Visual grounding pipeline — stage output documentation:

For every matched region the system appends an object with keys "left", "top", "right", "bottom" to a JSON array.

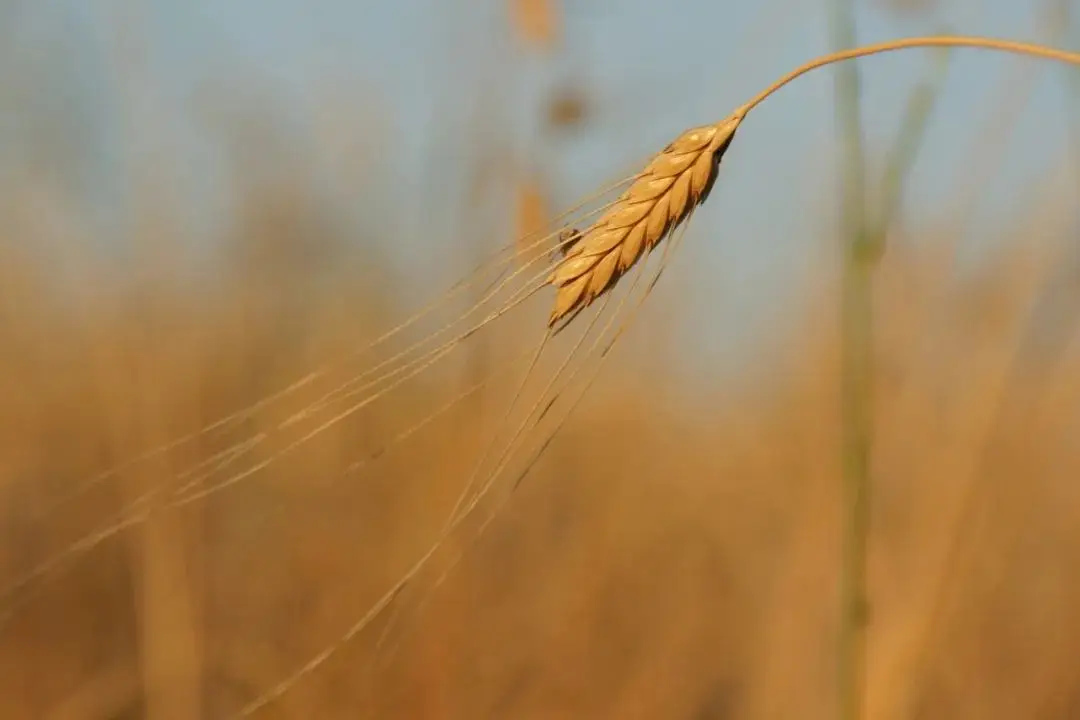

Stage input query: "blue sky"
[{"left": 2, "top": 0, "right": 1078, "bottom": 374}]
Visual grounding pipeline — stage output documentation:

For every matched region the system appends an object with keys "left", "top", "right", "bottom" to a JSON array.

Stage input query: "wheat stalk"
[{"left": 546, "top": 35, "right": 1080, "bottom": 332}]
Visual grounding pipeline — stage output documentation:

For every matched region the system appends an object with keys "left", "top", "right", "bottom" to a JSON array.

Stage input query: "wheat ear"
[{"left": 547, "top": 114, "right": 742, "bottom": 325}]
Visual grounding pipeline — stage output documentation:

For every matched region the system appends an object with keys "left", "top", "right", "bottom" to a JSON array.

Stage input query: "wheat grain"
[{"left": 547, "top": 113, "right": 742, "bottom": 326}]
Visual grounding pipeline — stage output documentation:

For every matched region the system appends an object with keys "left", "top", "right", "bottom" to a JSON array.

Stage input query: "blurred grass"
[{"left": 2, "top": 150, "right": 1080, "bottom": 718}]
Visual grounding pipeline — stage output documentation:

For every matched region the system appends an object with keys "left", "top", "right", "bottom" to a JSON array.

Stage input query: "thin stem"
[
  {"left": 830, "top": 0, "right": 866, "bottom": 240},
  {"left": 733, "top": 35, "right": 1080, "bottom": 120},
  {"left": 838, "top": 252, "right": 873, "bottom": 720},
  {"left": 828, "top": 4, "right": 870, "bottom": 720}
]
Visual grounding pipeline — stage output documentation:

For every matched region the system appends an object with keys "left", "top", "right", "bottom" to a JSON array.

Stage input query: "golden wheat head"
[{"left": 546, "top": 113, "right": 742, "bottom": 326}]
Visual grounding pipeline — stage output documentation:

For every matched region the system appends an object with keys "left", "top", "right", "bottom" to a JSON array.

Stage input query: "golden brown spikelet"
[{"left": 547, "top": 114, "right": 742, "bottom": 327}]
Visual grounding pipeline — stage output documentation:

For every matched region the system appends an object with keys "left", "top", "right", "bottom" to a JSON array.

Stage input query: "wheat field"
[{"left": 4, "top": 1, "right": 1080, "bottom": 719}]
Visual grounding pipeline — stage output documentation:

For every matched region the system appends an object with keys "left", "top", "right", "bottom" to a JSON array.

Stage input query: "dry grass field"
[{"left": 2, "top": 181, "right": 1080, "bottom": 718}]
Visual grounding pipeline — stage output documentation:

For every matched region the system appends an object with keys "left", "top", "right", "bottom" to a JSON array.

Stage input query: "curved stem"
[{"left": 732, "top": 35, "right": 1080, "bottom": 119}]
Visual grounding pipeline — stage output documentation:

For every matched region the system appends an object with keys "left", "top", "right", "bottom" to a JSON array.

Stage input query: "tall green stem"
[
  {"left": 838, "top": 255, "right": 873, "bottom": 720},
  {"left": 828, "top": 3, "right": 873, "bottom": 720}
]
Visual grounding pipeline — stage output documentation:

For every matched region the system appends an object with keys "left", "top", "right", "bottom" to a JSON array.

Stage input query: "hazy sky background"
[{"left": 2, "top": 0, "right": 1078, "bottom": 377}]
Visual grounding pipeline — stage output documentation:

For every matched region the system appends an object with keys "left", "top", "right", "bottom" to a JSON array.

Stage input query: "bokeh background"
[{"left": 3, "top": 0, "right": 1080, "bottom": 717}]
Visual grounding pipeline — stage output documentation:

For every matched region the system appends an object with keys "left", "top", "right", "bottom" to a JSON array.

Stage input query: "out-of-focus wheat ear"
[{"left": 546, "top": 113, "right": 742, "bottom": 326}]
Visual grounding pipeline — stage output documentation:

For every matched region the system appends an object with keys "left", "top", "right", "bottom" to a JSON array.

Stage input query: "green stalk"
[
  {"left": 828, "top": 3, "right": 871, "bottom": 720},
  {"left": 830, "top": 22, "right": 951, "bottom": 720}
]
